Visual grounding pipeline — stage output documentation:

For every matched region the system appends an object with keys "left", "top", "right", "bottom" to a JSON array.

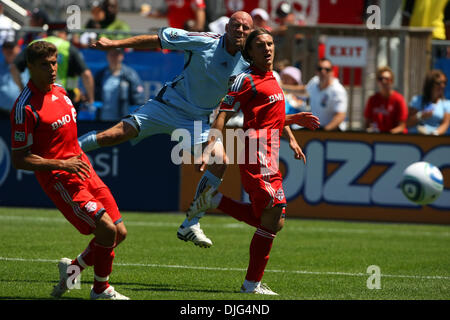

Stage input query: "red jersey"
[
  {"left": 166, "top": 0, "right": 206, "bottom": 29},
  {"left": 10, "top": 81, "right": 90, "bottom": 187},
  {"left": 220, "top": 66, "right": 286, "bottom": 209},
  {"left": 220, "top": 65, "right": 285, "bottom": 173},
  {"left": 364, "top": 90, "right": 408, "bottom": 133}
]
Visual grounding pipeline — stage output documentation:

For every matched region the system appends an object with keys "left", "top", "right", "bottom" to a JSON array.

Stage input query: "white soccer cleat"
[
  {"left": 51, "top": 257, "right": 79, "bottom": 298},
  {"left": 240, "top": 282, "right": 278, "bottom": 295},
  {"left": 90, "top": 285, "right": 130, "bottom": 300},
  {"left": 186, "top": 186, "right": 216, "bottom": 221},
  {"left": 177, "top": 223, "right": 213, "bottom": 248}
]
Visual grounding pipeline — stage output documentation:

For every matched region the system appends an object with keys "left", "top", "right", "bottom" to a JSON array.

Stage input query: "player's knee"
[
  {"left": 95, "top": 214, "right": 117, "bottom": 246},
  {"left": 261, "top": 206, "right": 285, "bottom": 234}
]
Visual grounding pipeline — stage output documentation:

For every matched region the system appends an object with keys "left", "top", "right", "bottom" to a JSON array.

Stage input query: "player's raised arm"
[
  {"left": 91, "top": 34, "right": 162, "bottom": 50},
  {"left": 285, "top": 112, "right": 320, "bottom": 130}
]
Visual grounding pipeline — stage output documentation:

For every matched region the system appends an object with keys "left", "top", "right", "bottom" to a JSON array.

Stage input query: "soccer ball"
[{"left": 401, "top": 161, "right": 444, "bottom": 205}]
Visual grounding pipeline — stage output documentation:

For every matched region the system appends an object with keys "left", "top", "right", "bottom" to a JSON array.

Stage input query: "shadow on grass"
[{"left": 113, "top": 281, "right": 237, "bottom": 294}]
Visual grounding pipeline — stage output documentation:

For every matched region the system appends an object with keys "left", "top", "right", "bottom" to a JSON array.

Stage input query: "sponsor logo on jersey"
[
  {"left": 169, "top": 30, "right": 178, "bottom": 39},
  {"left": 275, "top": 188, "right": 285, "bottom": 201},
  {"left": 269, "top": 93, "right": 284, "bottom": 103},
  {"left": 14, "top": 131, "right": 25, "bottom": 142},
  {"left": 85, "top": 201, "right": 97, "bottom": 213},
  {"left": 223, "top": 95, "right": 234, "bottom": 105}
]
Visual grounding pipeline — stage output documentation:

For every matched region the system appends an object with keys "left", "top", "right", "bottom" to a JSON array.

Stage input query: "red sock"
[
  {"left": 71, "top": 238, "right": 96, "bottom": 271},
  {"left": 93, "top": 242, "right": 115, "bottom": 294},
  {"left": 218, "top": 195, "right": 260, "bottom": 227},
  {"left": 245, "top": 226, "right": 276, "bottom": 282}
]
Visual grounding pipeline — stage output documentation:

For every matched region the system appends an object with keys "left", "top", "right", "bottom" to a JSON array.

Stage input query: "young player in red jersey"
[
  {"left": 187, "top": 28, "right": 319, "bottom": 295},
  {"left": 10, "top": 41, "right": 129, "bottom": 300}
]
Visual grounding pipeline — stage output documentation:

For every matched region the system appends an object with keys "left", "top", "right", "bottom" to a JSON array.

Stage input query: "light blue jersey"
[
  {"left": 156, "top": 27, "right": 250, "bottom": 119},
  {"left": 121, "top": 28, "right": 250, "bottom": 148}
]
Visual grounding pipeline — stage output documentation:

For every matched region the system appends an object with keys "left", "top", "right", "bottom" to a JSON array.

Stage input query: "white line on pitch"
[
  {"left": 0, "top": 256, "right": 449, "bottom": 281},
  {"left": 1, "top": 215, "right": 449, "bottom": 238}
]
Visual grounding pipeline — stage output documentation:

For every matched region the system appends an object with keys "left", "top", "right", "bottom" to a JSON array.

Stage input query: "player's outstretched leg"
[{"left": 177, "top": 170, "right": 222, "bottom": 248}]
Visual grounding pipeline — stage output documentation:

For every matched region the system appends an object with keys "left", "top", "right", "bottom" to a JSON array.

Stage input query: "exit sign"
[{"left": 325, "top": 36, "right": 368, "bottom": 67}]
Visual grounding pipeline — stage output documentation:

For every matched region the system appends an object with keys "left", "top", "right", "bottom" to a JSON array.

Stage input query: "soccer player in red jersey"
[
  {"left": 187, "top": 28, "right": 319, "bottom": 295},
  {"left": 10, "top": 41, "right": 129, "bottom": 300}
]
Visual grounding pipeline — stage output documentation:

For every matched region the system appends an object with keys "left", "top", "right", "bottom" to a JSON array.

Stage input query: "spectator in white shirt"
[
  {"left": 306, "top": 58, "right": 348, "bottom": 131},
  {"left": 0, "top": 3, "right": 15, "bottom": 46}
]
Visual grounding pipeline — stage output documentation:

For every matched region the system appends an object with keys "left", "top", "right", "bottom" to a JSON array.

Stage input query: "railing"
[{"left": 280, "top": 24, "right": 433, "bottom": 130}]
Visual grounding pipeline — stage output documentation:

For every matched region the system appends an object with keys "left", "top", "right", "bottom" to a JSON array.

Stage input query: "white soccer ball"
[{"left": 401, "top": 161, "right": 444, "bottom": 205}]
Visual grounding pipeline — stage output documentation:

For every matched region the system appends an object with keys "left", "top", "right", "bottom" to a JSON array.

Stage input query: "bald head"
[
  {"left": 229, "top": 11, "right": 253, "bottom": 26},
  {"left": 225, "top": 11, "right": 254, "bottom": 55}
]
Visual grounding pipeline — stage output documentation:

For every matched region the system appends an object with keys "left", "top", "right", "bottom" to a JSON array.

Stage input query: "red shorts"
[
  {"left": 240, "top": 164, "right": 287, "bottom": 218},
  {"left": 43, "top": 172, "right": 122, "bottom": 235}
]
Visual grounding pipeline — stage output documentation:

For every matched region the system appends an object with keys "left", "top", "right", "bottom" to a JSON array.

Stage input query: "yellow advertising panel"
[{"left": 180, "top": 131, "right": 450, "bottom": 224}]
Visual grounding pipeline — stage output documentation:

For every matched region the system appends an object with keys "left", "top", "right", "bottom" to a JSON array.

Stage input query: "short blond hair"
[{"left": 376, "top": 66, "right": 394, "bottom": 82}]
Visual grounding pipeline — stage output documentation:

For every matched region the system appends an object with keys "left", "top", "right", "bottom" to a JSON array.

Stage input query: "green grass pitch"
[{"left": 0, "top": 206, "right": 449, "bottom": 300}]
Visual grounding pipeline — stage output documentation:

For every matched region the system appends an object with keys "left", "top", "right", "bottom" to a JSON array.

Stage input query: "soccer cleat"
[
  {"left": 186, "top": 186, "right": 216, "bottom": 221},
  {"left": 90, "top": 285, "right": 130, "bottom": 300},
  {"left": 177, "top": 223, "right": 213, "bottom": 248},
  {"left": 51, "top": 257, "right": 80, "bottom": 298},
  {"left": 240, "top": 282, "right": 279, "bottom": 295}
]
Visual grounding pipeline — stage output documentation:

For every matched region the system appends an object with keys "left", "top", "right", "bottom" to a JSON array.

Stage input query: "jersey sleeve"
[
  {"left": 10, "top": 103, "right": 38, "bottom": 150},
  {"left": 219, "top": 73, "right": 255, "bottom": 113},
  {"left": 158, "top": 27, "right": 219, "bottom": 51}
]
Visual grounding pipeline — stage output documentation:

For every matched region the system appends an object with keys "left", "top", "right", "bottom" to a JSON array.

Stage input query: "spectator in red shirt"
[
  {"left": 148, "top": 0, "right": 207, "bottom": 31},
  {"left": 364, "top": 66, "right": 408, "bottom": 134}
]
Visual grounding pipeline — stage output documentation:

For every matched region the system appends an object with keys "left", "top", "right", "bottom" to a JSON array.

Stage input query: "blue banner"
[{"left": 0, "top": 120, "right": 180, "bottom": 212}]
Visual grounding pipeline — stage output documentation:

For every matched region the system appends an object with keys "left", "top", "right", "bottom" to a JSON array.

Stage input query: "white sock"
[
  {"left": 243, "top": 280, "right": 260, "bottom": 291},
  {"left": 182, "top": 170, "right": 222, "bottom": 228}
]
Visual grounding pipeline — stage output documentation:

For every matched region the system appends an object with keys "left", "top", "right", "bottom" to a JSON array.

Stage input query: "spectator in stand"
[
  {"left": 94, "top": 48, "right": 146, "bottom": 121},
  {"left": 280, "top": 66, "right": 306, "bottom": 116},
  {"left": 250, "top": 8, "right": 272, "bottom": 32},
  {"left": 144, "top": 0, "right": 207, "bottom": 32},
  {"left": 99, "top": 0, "right": 130, "bottom": 40},
  {"left": 364, "top": 66, "right": 408, "bottom": 134},
  {"left": 22, "top": 8, "right": 50, "bottom": 46},
  {"left": 0, "top": 41, "right": 28, "bottom": 119},
  {"left": 77, "top": 1, "right": 105, "bottom": 48},
  {"left": 0, "top": 3, "right": 15, "bottom": 46},
  {"left": 306, "top": 58, "right": 347, "bottom": 131},
  {"left": 407, "top": 69, "right": 450, "bottom": 135},
  {"left": 12, "top": 23, "right": 95, "bottom": 112}
]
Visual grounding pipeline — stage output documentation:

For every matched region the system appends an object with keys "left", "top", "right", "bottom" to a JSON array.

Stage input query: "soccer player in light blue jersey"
[{"left": 78, "top": 11, "right": 254, "bottom": 248}]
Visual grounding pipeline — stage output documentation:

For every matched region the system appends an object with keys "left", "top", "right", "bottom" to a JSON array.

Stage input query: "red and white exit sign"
[{"left": 325, "top": 37, "right": 368, "bottom": 67}]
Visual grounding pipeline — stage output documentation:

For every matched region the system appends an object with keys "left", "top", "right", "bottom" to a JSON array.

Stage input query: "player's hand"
[
  {"left": 289, "top": 138, "right": 306, "bottom": 164},
  {"left": 287, "top": 112, "right": 320, "bottom": 130},
  {"left": 63, "top": 154, "right": 91, "bottom": 180},
  {"left": 90, "top": 37, "right": 116, "bottom": 50}
]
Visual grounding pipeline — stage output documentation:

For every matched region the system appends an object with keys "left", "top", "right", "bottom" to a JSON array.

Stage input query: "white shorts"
[{"left": 122, "top": 99, "right": 210, "bottom": 150}]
